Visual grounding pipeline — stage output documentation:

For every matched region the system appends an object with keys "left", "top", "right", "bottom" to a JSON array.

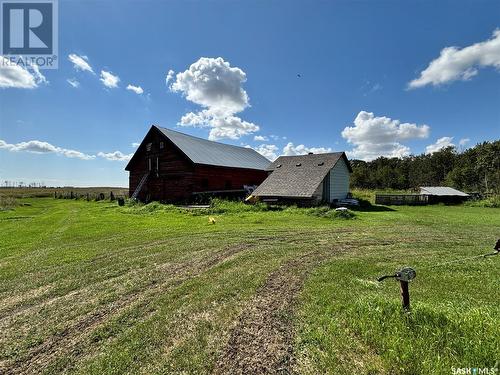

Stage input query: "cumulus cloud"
[
  {"left": 252, "top": 144, "right": 279, "bottom": 161},
  {"left": 100, "top": 70, "right": 120, "bottom": 88},
  {"left": 165, "top": 69, "right": 175, "bottom": 85},
  {"left": 283, "top": 142, "right": 333, "bottom": 156},
  {"left": 132, "top": 142, "right": 140, "bottom": 148},
  {"left": 0, "top": 57, "right": 47, "bottom": 89},
  {"left": 0, "top": 139, "right": 94, "bottom": 160},
  {"left": 126, "top": 84, "right": 144, "bottom": 94},
  {"left": 409, "top": 29, "right": 500, "bottom": 88},
  {"left": 425, "top": 137, "right": 455, "bottom": 154},
  {"left": 97, "top": 151, "right": 133, "bottom": 161},
  {"left": 67, "top": 78, "right": 80, "bottom": 88},
  {"left": 254, "top": 135, "right": 268, "bottom": 141},
  {"left": 169, "top": 57, "right": 259, "bottom": 140},
  {"left": 459, "top": 138, "right": 470, "bottom": 147},
  {"left": 68, "top": 54, "right": 94, "bottom": 74},
  {"left": 342, "top": 111, "right": 430, "bottom": 161}
]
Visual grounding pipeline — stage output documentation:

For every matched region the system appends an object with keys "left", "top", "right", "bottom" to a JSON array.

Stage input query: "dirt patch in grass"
[{"left": 213, "top": 246, "right": 347, "bottom": 375}]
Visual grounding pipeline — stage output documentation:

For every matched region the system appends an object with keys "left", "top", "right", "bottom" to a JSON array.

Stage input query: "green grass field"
[{"left": 0, "top": 198, "right": 498, "bottom": 374}]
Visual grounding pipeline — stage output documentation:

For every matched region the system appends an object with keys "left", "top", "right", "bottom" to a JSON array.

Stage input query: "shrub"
[
  {"left": 464, "top": 195, "right": 500, "bottom": 208},
  {"left": 208, "top": 198, "right": 270, "bottom": 214},
  {"left": 0, "top": 196, "right": 18, "bottom": 211},
  {"left": 136, "top": 201, "right": 165, "bottom": 213}
]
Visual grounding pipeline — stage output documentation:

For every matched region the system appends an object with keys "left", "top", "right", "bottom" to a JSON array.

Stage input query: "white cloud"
[
  {"left": 342, "top": 111, "right": 430, "bottom": 161},
  {"left": 270, "top": 135, "right": 284, "bottom": 141},
  {"left": 126, "top": 84, "right": 144, "bottom": 94},
  {"left": 283, "top": 142, "right": 333, "bottom": 156},
  {"left": 206, "top": 114, "right": 258, "bottom": 140},
  {"left": 425, "top": 137, "right": 455, "bottom": 154},
  {"left": 0, "top": 139, "right": 94, "bottom": 160},
  {"left": 254, "top": 135, "right": 268, "bottom": 141},
  {"left": 165, "top": 69, "right": 175, "bottom": 85},
  {"left": 100, "top": 70, "right": 120, "bottom": 88},
  {"left": 132, "top": 142, "right": 140, "bottom": 148},
  {"left": 409, "top": 29, "right": 500, "bottom": 88},
  {"left": 170, "top": 57, "right": 259, "bottom": 140},
  {"left": 0, "top": 57, "right": 47, "bottom": 89},
  {"left": 252, "top": 144, "right": 279, "bottom": 161},
  {"left": 97, "top": 151, "right": 133, "bottom": 161},
  {"left": 68, "top": 54, "right": 94, "bottom": 74},
  {"left": 67, "top": 78, "right": 80, "bottom": 88},
  {"left": 459, "top": 138, "right": 470, "bottom": 147}
]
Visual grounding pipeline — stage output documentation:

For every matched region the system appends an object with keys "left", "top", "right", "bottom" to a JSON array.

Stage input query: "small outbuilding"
[
  {"left": 250, "top": 152, "right": 352, "bottom": 206},
  {"left": 419, "top": 186, "right": 470, "bottom": 204}
]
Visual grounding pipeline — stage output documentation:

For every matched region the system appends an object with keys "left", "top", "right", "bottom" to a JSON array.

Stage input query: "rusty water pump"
[{"left": 378, "top": 267, "right": 416, "bottom": 311}]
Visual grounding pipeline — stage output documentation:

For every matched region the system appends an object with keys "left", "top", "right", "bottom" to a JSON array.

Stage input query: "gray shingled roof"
[
  {"left": 156, "top": 126, "right": 271, "bottom": 170},
  {"left": 252, "top": 153, "right": 348, "bottom": 198},
  {"left": 420, "top": 187, "right": 469, "bottom": 197}
]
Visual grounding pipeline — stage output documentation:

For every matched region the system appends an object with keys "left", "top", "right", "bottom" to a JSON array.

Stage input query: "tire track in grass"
[
  {"left": 212, "top": 245, "right": 351, "bottom": 375},
  {"left": 2, "top": 243, "right": 252, "bottom": 375},
  {"left": 0, "top": 229, "right": 355, "bottom": 323}
]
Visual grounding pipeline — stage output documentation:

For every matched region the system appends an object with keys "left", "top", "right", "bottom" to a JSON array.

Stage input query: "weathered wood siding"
[
  {"left": 375, "top": 194, "right": 428, "bottom": 205},
  {"left": 328, "top": 158, "right": 350, "bottom": 201}
]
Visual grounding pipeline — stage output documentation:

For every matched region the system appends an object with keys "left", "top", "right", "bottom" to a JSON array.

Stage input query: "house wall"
[
  {"left": 328, "top": 157, "right": 350, "bottom": 201},
  {"left": 312, "top": 181, "right": 324, "bottom": 204},
  {"left": 127, "top": 128, "right": 268, "bottom": 202}
]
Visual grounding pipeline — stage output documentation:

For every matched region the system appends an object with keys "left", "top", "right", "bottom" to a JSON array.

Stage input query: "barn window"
[
  {"left": 159, "top": 142, "right": 164, "bottom": 149},
  {"left": 146, "top": 143, "right": 152, "bottom": 152},
  {"left": 156, "top": 157, "right": 159, "bottom": 170},
  {"left": 148, "top": 158, "right": 152, "bottom": 171}
]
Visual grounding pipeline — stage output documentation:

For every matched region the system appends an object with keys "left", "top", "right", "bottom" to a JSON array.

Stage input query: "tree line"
[{"left": 350, "top": 140, "right": 500, "bottom": 193}]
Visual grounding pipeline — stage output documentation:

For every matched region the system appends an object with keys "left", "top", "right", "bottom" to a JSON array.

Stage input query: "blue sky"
[{"left": 1, "top": 0, "right": 499, "bottom": 187}]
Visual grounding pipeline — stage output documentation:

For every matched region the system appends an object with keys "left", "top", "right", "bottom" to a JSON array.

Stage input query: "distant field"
[
  {"left": 0, "top": 187, "right": 128, "bottom": 199},
  {"left": 0, "top": 198, "right": 498, "bottom": 374}
]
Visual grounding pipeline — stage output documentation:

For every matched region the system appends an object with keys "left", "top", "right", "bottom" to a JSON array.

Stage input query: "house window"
[
  {"left": 159, "top": 142, "right": 164, "bottom": 149},
  {"left": 146, "top": 143, "right": 152, "bottom": 152}
]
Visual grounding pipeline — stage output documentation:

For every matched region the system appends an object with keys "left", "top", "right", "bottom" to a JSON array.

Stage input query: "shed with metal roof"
[
  {"left": 419, "top": 187, "right": 469, "bottom": 197},
  {"left": 419, "top": 186, "right": 470, "bottom": 204}
]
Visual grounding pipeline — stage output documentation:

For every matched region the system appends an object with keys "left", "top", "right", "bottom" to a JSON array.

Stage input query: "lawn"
[{"left": 0, "top": 198, "right": 498, "bottom": 374}]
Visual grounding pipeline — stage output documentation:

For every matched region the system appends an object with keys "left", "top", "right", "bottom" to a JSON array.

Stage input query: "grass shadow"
[{"left": 349, "top": 198, "right": 396, "bottom": 212}]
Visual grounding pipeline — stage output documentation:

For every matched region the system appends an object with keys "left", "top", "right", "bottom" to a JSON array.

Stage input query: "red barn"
[{"left": 125, "top": 125, "right": 271, "bottom": 202}]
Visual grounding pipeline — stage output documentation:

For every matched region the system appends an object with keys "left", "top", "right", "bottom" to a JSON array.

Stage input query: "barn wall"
[
  {"left": 127, "top": 128, "right": 194, "bottom": 201},
  {"left": 192, "top": 165, "right": 267, "bottom": 192},
  {"left": 329, "top": 157, "right": 350, "bottom": 201}
]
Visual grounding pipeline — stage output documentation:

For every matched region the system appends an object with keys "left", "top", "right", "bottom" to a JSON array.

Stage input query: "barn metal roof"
[
  {"left": 252, "top": 153, "right": 350, "bottom": 198},
  {"left": 156, "top": 126, "right": 271, "bottom": 170},
  {"left": 420, "top": 187, "right": 469, "bottom": 196}
]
